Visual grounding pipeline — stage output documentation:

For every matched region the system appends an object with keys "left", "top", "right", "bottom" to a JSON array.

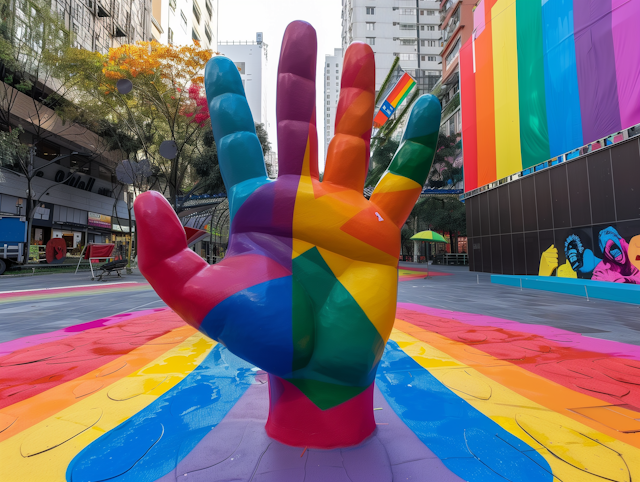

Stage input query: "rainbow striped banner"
[
  {"left": 460, "top": 0, "right": 640, "bottom": 192},
  {"left": 373, "top": 72, "right": 416, "bottom": 128}
]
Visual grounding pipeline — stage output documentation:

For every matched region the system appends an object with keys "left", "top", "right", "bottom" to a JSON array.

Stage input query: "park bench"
[{"left": 93, "top": 259, "right": 129, "bottom": 281}]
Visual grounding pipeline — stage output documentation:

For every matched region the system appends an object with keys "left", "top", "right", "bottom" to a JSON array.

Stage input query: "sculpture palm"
[{"left": 134, "top": 21, "right": 441, "bottom": 448}]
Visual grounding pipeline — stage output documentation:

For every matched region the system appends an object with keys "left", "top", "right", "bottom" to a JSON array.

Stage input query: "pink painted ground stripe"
[
  {"left": 0, "top": 308, "right": 170, "bottom": 356},
  {"left": 398, "top": 302, "right": 640, "bottom": 360}
]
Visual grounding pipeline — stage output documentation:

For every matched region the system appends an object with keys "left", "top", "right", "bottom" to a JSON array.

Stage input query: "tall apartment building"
[
  {"left": 48, "top": 0, "right": 152, "bottom": 54},
  {"left": 217, "top": 34, "right": 268, "bottom": 126},
  {"left": 150, "top": 0, "right": 218, "bottom": 50},
  {"left": 341, "top": 0, "right": 442, "bottom": 95},
  {"left": 323, "top": 48, "right": 343, "bottom": 162},
  {"left": 437, "top": 0, "right": 475, "bottom": 137}
]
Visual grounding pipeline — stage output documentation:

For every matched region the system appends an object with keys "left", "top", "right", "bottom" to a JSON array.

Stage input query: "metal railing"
[
  {"left": 460, "top": 122, "right": 640, "bottom": 201},
  {"left": 2, "top": 243, "right": 24, "bottom": 263}
]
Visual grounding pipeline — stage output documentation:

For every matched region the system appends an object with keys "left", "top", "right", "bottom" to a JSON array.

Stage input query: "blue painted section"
[
  {"left": 0, "top": 216, "right": 27, "bottom": 244},
  {"left": 376, "top": 340, "right": 553, "bottom": 482},
  {"left": 204, "top": 56, "right": 268, "bottom": 219},
  {"left": 491, "top": 275, "right": 640, "bottom": 305},
  {"left": 66, "top": 344, "right": 255, "bottom": 482},
  {"left": 201, "top": 276, "right": 294, "bottom": 377},
  {"left": 542, "top": 0, "right": 583, "bottom": 157},
  {"left": 380, "top": 100, "right": 395, "bottom": 118}
]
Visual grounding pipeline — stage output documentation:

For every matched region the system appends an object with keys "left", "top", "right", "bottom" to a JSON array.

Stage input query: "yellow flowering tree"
[{"left": 53, "top": 41, "right": 215, "bottom": 207}]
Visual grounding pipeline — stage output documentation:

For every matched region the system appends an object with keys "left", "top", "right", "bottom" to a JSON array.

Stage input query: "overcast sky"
[{"left": 218, "top": 0, "right": 343, "bottom": 171}]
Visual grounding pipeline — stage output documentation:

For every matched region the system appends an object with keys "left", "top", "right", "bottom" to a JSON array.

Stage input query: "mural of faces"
[{"left": 564, "top": 227, "right": 640, "bottom": 284}]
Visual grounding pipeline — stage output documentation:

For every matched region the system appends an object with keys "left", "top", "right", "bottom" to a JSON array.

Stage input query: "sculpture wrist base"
[{"left": 265, "top": 375, "right": 376, "bottom": 449}]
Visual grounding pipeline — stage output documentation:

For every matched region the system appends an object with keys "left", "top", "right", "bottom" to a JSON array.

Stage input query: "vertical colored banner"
[
  {"left": 516, "top": 0, "right": 550, "bottom": 168},
  {"left": 541, "top": 0, "right": 583, "bottom": 158},
  {"left": 460, "top": 39, "right": 478, "bottom": 191},
  {"left": 611, "top": 0, "right": 640, "bottom": 129},
  {"left": 573, "top": 0, "right": 621, "bottom": 144},
  {"left": 474, "top": 0, "right": 497, "bottom": 187},
  {"left": 491, "top": 0, "right": 522, "bottom": 179}
]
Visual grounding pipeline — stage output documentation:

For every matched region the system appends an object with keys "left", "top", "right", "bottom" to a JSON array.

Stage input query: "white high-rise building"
[
  {"left": 324, "top": 48, "right": 344, "bottom": 163},
  {"left": 151, "top": 0, "right": 218, "bottom": 50},
  {"left": 217, "top": 34, "right": 269, "bottom": 126},
  {"left": 341, "top": 0, "right": 442, "bottom": 95}
]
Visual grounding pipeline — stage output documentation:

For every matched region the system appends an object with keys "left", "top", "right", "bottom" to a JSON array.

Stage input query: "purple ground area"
[{"left": 156, "top": 373, "right": 462, "bottom": 482}]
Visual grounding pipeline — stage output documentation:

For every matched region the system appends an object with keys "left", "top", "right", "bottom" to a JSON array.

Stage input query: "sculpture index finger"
[
  {"left": 205, "top": 56, "right": 269, "bottom": 219},
  {"left": 370, "top": 94, "right": 441, "bottom": 227}
]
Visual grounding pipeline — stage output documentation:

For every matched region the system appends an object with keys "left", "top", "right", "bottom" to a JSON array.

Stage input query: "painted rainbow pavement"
[{"left": 1, "top": 298, "right": 640, "bottom": 481}]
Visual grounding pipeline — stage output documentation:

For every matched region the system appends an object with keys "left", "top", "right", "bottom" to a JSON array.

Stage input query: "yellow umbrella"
[{"left": 409, "top": 230, "right": 448, "bottom": 277}]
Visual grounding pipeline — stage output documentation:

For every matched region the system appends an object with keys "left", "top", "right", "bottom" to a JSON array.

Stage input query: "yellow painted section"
[
  {"left": 491, "top": 0, "right": 522, "bottom": 179},
  {"left": 371, "top": 172, "right": 421, "bottom": 194},
  {"left": 292, "top": 239, "right": 316, "bottom": 259},
  {"left": 318, "top": 247, "right": 397, "bottom": 341},
  {"left": 390, "top": 328, "right": 640, "bottom": 481},
  {"left": 0, "top": 334, "right": 213, "bottom": 482},
  {"left": 292, "top": 175, "right": 398, "bottom": 266},
  {"left": 538, "top": 245, "right": 558, "bottom": 277},
  {"left": 557, "top": 260, "right": 578, "bottom": 278}
]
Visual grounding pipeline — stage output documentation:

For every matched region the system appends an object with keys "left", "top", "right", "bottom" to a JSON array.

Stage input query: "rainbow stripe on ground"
[
  {"left": 1, "top": 302, "right": 639, "bottom": 481},
  {"left": 0, "top": 282, "right": 151, "bottom": 305}
]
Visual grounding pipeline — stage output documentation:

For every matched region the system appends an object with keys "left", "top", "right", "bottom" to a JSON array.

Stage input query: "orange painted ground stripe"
[
  {"left": 0, "top": 325, "right": 196, "bottom": 442},
  {"left": 394, "top": 318, "right": 640, "bottom": 449}
]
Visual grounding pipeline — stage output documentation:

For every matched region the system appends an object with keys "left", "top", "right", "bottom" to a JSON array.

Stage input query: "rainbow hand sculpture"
[{"left": 134, "top": 21, "right": 441, "bottom": 449}]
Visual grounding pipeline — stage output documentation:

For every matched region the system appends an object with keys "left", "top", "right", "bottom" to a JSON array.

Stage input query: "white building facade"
[
  {"left": 151, "top": 0, "right": 218, "bottom": 50},
  {"left": 323, "top": 48, "right": 344, "bottom": 162},
  {"left": 341, "top": 0, "right": 442, "bottom": 94},
  {"left": 217, "top": 35, "right": 268, "bottom": 127}
]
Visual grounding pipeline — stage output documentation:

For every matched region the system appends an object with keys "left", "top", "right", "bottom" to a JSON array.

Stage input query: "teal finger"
[
  {"left": 387, "top": 94, "right": 441, "bottom": 186},
  {"left": 204, "top": 56, "right": 268, "bottom": 191}
]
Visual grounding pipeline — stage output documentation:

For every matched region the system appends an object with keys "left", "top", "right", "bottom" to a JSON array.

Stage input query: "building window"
[
  {"left": 327, "top": 101, "right": 331, "bottom": 105},
  {"left": 168, "top": 27, "right": 174, "bottom": 44},
  {"left": 446, "top": 37, "right": 461, "bottom": 64},
  {"left": 327, "top": 76, "right": 330, "bottom": 80},
  {"left": 181, "top": 10, "right": 187, "bottom": 27},
  {"left": 336, "top": 70, "right": 339, "bottom": 73},
  {"left": 421, "top": 39, "right": 436, "bottom": 47},
  {"left": 336, "top": 63, "right": 339, "bottom": 66},
  {"left": 205, "top": 23, "right": 212, "bottom": 42},
  {"left": 169, "top": 0, "right": 176, "bottom": 11},
  {"left": 427, "top": 25, "right": 435, "bottom": 31},
  {"left": 398, "top": 53, "right": 417, "bottom": 61},
  {"left": 399, "top": 23, "right": 416, "bottom": 30},
  {"left": 327, "top": 63, "right": 330, "bottom": 67},
  {"left": 192, "top": 28, "right": 201, "bottom": 42},
  {"left": 193, "top": 2, "right": 201, "bottom": 24},
  {"left": 427, "top": 10, "right": 435, "bottom": 15},
  {"left": 366, "top": 22, "right": 375, "bottom": 31},
  {"left": 400, "top": 8, "right": 415, "bottom": 15},
  {"left": 205, "top": 0, "right": 213, "bottom": 19},
  {"left": 428, "top": 56, "right": 436, "bottom": 62},
  {"left": 400, "top": 39, "right": 416, "bottom": 45},
  {"left": 366, "top": 37, "right": 375, "bottom": 45},
  {"left": 366, "top": 6, "right": 375, "bottom": 14}
]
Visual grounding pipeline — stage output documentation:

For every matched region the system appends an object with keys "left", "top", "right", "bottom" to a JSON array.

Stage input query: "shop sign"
[{"left": 88, "top": 212, "right": 111, "bottom": 229}]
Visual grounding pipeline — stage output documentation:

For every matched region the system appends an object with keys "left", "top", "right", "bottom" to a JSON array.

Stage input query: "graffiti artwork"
[{"left": 540, "top": 226, "right": 640, "bottom": 284}]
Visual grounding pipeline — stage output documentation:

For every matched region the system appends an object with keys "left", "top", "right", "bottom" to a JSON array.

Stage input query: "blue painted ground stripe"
[
  {"left": 66, "top": 344, "right": 255, "bottom": 482},
  {"left": 375, "top": 340, "right": 553, "bottom": 482}
]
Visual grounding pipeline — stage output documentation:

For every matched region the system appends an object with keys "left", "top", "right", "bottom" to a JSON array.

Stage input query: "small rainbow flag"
[{"left": 373, "top": 72, "right": 416, "bottom": 128}]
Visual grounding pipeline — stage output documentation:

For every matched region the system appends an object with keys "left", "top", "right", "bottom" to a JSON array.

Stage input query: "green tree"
[
  {"left": 51, "top": 41, "right": 215, "bottom": 208},
  {"left": 427, "top": 133, "right": 463, "bottom": 188},
  {"left": 409, "top": 195, "right": 466, "bottom": 253}
]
